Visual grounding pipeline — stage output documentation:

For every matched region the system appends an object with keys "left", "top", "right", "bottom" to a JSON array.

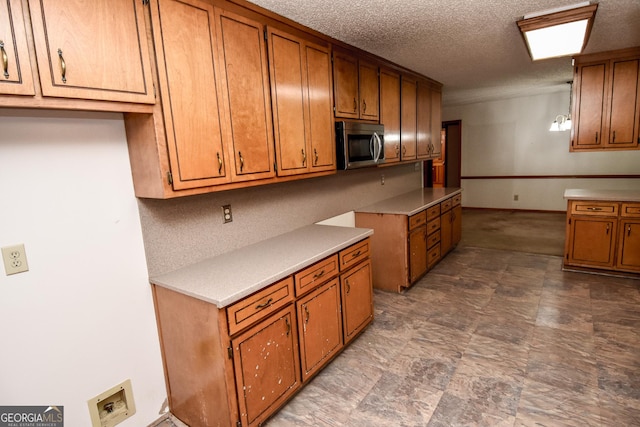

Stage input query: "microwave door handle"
[
  {"left": 369, "top": 134, "right": 375, "bottom": 159},
  {"left": 373, "top": 132, "right": 382, "bottom": 162}
]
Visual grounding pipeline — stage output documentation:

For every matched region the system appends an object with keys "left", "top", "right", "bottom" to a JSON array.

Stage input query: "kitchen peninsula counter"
[
  {"left": 355, "top": 187, "right": 462, "bottom": 292},
  {"left": 357, "top": 187, "right": 462, "bottom": 215},
  {"left": 150, "top": 224, "right": 373, "bottom": 308}
]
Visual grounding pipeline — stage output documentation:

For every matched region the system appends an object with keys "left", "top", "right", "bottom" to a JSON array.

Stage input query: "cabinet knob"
[{"left": 0, "top": 41, "right": 8, "bottom": 79}]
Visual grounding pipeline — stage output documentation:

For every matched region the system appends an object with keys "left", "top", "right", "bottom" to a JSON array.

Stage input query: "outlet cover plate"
[{"left": 2, "top": 244, "right": 29, "bottom": 275}]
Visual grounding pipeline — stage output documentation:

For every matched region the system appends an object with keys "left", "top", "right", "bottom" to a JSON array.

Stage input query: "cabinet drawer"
[
  {"left": 426, "top": 204, "right": 441, "bottom": 221},
  {"left": 452, "top": 193, "right": 462, "bottom": 206},
  {"left": 294, "top": 255, "right": 338, "bottom": 296},
  {"left": 427, "top": 244, "right": 441, "bottom": 268},
  {"left": 427, "top": 217, "right": 441, "bottom": 235},
  {"left": 621, "top": 203, "right": 640, "bottom": 218},
  {"left": 339, "top": 239, "right": 370, "bottom": 272},
  {"left": 409, "top": 211, "right": 426, "bottom": 230},
  {"left": 227, "top": 276, "right": 294, "bottom": 336},
  {"left": 440, "top": 198, "right": 452, "bottom": 213},
  {"left": 571, "top": 201, "right": 618, "bottom": 216},
  {"left": 427, "top": 230, "right": 440, "bottom": 248}
]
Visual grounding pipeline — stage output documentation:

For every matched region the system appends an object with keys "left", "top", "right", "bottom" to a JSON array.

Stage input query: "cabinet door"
[
  {"left": 27, "top": 0, "right": 154, "bottom": 103},
  {"left": 297, "top": 278, "right": 343, "bottom": 381},
  {"left": 617, "top": 220, "right": 640, "bottom": 272},
  {"left": 333, "top": 52, "right": 359, "bottom": 118},
  {"left": 268, "top": 28, "right": 308, "bottom": 176},
  {"left": 416, "top": 81, "right": 431, "bottom": 159},
  {"left": 359, "top": 61, "right": 379, "bottom": 121},
  {"left": 341, "top": 259, "right": 373, "bottom": 344},
  {"left": 151, "top": 0, "right": 230, "bottom": 190},
  {"left": 451, "top": 204, "right": 462, "bottom": 247},
  {"left": 440, "top": 210, "right": 453, "bottom": 255},
  {"left": 305, "top": 43, "right": 335, "bottom": 172},
  {"left": 232, "top": 305, "right": 300, "bottom": 427},
  {"left": 573, "top": 62, "right": 606, "bottom": 149},
  {"left": 401, "top": 77, "right": 417, "bottom": 160},
  {"left": 567, "top": 217, "right": 617, "bottom": 267},
  {"left": 606, "top": 59, "right": 640, "bottom": 148},
  {"left": 0, "top": 0, "right": 34, "bottom": 95},
  {"left": 430, "top": 88, "right": 443, "bottom": 158},
  {"left": 215, "top": 9, "right": 275, "bottom": 182},
  {"left": 380, "top": 69, "right": 401, "bottom": 163},
  {"left": 409, "top": 226, "right": 427, "bottom": 283}
]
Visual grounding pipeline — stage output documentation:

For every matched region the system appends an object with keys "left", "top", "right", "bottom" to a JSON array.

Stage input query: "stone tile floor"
[
  {"left": 154, "top": 246, "right": 640, "bottom": 426},
  {"left": 267, "top": 246, "right": 640, "bottom": 426}
]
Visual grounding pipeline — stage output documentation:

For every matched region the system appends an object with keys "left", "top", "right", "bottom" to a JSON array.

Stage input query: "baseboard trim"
[{"left": 462, "top": 207, "right": 567, "bottom": 214}]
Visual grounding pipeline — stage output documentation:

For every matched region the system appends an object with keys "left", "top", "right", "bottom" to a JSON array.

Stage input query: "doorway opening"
[{"left": 424, "top": 120, "right": 461, "bottom": 188}]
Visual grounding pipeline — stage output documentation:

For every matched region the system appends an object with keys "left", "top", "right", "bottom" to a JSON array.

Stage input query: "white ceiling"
[{"left": 247, "top": 0, "right": 640, "bottom": 106}]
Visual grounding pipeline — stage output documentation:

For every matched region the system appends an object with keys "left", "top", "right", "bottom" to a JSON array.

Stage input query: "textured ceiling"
[{"left": 247, "top": 0, "right": 640, "bottom": 106}]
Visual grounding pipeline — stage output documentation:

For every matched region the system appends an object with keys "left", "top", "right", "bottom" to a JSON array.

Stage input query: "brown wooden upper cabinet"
[
  {"left": 380, "top": 69, "right": 401, "bottom": 163},
  {"left": 572, "top": 47, "right": 640, "bottom": 151},
  {"left": 27, "top": 0, "right": 154, "bottom": 104},
  {"left": 267, "top": 27, "right": 335, "bottom": 176},
  {"left": 0, "top": 0, "right": 35, "bottom": 96},
  {"left": 400, "top": 76, "right": 417, "bottom": 160},
  {"left": 333, "top": 51, "right": 379, "bottom": 120}
]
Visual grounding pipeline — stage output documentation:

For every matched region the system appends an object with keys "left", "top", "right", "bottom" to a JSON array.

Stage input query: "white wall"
[
  {"left": 0, "top": 110, "right": 166, "bottom": 426},
  {"left": 444, "top": 90, "right": 640, "bottom": 211}
]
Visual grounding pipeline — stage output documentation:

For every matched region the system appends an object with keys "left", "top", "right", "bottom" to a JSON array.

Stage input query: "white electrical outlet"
[
  {"left": 2, "top": 244, "right": 29, "bottom": 275},
  {"left": 222, "top": 205, "right": 233, "bottom": 223}
]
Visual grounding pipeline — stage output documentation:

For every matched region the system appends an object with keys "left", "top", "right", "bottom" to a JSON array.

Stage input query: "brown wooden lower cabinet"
[
  {"left": 153, "top": 238, "right": 373, "bottom": 427},
  {"left": 565, "top": 200, "right": 640, "bottom": 275},
  {"left": 355, "top": 191, "right": 461, "bottom": 293}
]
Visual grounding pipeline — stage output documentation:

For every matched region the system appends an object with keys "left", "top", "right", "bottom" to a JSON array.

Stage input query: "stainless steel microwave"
[{"left": 335, "top": 121, "right": 385, "bottom": 170}]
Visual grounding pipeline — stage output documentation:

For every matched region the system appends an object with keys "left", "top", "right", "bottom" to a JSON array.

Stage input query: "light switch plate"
[{"left": 2, "top": 244, "right": 29, "bottom": 275}]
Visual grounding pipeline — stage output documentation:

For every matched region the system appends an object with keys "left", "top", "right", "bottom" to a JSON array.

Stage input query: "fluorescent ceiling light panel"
[
  {"left": 517, "top": 3, "right": 598, "bottom": 61},
  {"left": 525, "top": 20, "right": 589, "bottom": 60}
]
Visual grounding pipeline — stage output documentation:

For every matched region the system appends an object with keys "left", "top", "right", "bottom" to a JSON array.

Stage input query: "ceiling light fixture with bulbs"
[
  {"left": 550, "top": 81, "right": 574, "bottom": 132},
  {"left": 517, "top": 1, "right": 598, "bottom": 61}
]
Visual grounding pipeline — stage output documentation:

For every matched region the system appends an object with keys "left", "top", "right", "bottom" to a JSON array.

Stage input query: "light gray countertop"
[
  {"left": 356, "top": 187, "right": 462, "bottom": 216},
  {"left": 564, "top": 189, "right": 640, "bottom": 202},
  {"left": 150, "top": 224, "right": 373, "bottom": 308}
]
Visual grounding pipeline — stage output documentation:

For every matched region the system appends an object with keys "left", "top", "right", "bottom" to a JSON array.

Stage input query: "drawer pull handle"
[
  {"left": 362, "top": 99, "right": 367, "bottom": 113},
  {"left": 612, "top": 131, "right": 616, "bottom": 143},
  {"left": 314, "top": 148, "right": 318, "bottom": 165},
  {"left": 1, "top": 41, "right": 8, "bottom": 78},
  {"left": 304, "top": 305, "right": 310, "bottom": 323},
  {"left": 351, "top": 250, "right": 361, "bottom": 258},
  {"left": 353, "top": 97, "right": 357, "bottom": 112},
  {"left": 57, "top": 48, "right": 67, "bottom": 83},
  {"left": 217, "top": 152, "right": 223, "bottom": 175},
  {"left": 587, "top": 207, "right": 602, "bottom": 211},
  {"left": 285, "top": 317, "right": 290, "bottom": 336},
  {"left": 301, "top": 148, "right": 306, "bottom": 166},
  {"left": 345, "top": 279, "right": 351, "bottom": 294},
  {"left": 595, "top": 132, "right": 598, "bottom": 144},
  {"left": 313, "top": 269, "right": 325, "bottom": 279},
  {"left": 238, "top": 151, "right": 244, "bottom": 173},
  {"left": 255, "top": 297, "right": 273, "bottom": 310}
]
